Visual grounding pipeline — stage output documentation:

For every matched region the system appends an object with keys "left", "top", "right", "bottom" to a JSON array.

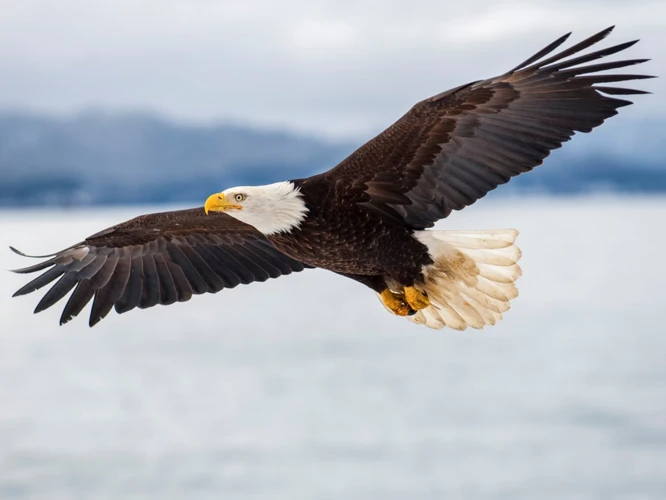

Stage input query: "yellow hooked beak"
[{"left": 204, "top": 193, "right": 242, "bottom": 214}]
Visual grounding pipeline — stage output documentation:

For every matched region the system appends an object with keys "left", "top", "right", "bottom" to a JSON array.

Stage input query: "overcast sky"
[{"left": 0, "top": 0, "right": 663, "bottom": 139}]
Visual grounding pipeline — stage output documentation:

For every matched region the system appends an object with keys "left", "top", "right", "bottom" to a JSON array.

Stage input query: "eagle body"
[
  {"left": 11, "top": 26, "right": 654, "bottom": 329},
  {"left": 268, "top": 177, "right": 432, "bottom": 287}
]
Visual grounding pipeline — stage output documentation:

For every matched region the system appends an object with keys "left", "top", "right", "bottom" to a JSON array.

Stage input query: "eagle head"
[{"left": 204, "top": 181, "right": 309, "bottom": 235}]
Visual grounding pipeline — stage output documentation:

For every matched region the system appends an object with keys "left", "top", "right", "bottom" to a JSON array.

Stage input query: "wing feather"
[
  {"left": 166, "top": 243, "right": 212, "bottom": 294},
  {"left": 177, "top": 244, "right": 225, "bottom": 292},
  {"left": 13, "top": 265, "right": 66, "bottom": 297},
  {"left": 138, "top": 255, "right": 161, "bottom": 309},
  {"left": 165, "top": 259, "right": 194, "bottom": 303},
  {"left": 114, "top": 257, "right": 144, "bottom": 314},
  {"left": 191, "top": 245, "right": 243, "bottom": 288},
  {"left": 89, "top": 257, "right": 131, "bottom": 326},
  {"left": 34, "top": 273, "right": 79, "bottom": 314},
  {"left": 154, "top": 254, "right": 178, "bottom": 306},
  {"left": 60, "top": 280, "right": 95, "bottom": 325}
]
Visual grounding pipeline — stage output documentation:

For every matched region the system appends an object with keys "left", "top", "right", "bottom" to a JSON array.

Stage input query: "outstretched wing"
[
  {"left": 11, "top": 208, "right": 312, "bottom": 326},
  {"left": 324, "top": 26, "right": 654, "bottom": 228}
]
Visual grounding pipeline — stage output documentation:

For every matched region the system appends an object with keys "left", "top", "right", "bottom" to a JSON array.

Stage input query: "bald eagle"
[{"left": 11, "top": 27, "right": 652, "bottom": 329}]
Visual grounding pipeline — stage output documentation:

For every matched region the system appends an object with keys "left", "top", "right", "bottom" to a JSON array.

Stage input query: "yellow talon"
[
  {"left": 379, "top": 289, "right": 415, "bottom": 316},
  {"left": 404, "top": 286, "right": 430, "bottom": 311}
]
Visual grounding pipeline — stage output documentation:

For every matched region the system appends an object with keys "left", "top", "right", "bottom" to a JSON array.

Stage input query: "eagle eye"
[{"left": 234, "top": 193, "right": 246, "bottom": 203}]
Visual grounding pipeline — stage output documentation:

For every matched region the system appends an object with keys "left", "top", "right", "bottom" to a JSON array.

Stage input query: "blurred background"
[{"left": 1, "top": 1, "right": 665, "bottom": 499}]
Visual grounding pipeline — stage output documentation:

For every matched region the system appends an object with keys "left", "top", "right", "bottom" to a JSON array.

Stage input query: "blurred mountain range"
[{"left": 1, "top": 111, "right": 664, "bottom": 207}]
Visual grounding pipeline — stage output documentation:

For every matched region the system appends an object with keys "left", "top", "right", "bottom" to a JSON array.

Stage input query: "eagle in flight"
[{"left": 11, "top": 27, "right": 653, "bottom": 329}]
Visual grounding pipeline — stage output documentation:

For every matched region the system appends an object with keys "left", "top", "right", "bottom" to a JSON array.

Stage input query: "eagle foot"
[
  {"left": 404, "top": 286, "right": 430, "bottom": 311},
  {"left": 379, "top": 289, "right": 416, "bottom": 316}
]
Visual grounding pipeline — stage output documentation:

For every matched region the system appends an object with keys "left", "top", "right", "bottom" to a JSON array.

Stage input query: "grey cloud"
[{"left": 0, "top": 0, "right": 662, "bottom": 139}]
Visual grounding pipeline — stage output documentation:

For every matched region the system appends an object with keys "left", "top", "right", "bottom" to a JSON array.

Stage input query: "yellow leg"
[
  {"left": 404, "top": 286, "right": 430, "bottom": 311},
  {"left": 379, "top": 289, "right": 415, "bottom": 316}
]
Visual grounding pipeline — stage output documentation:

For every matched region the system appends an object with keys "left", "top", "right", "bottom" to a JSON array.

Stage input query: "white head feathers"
[{"left": 220, "top": 181, "right": 309, "bottom": 235}]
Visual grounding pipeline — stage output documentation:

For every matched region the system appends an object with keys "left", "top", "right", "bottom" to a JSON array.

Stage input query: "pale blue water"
[{"left": 1, "top": 197, "right": 665, "bottom": 499}]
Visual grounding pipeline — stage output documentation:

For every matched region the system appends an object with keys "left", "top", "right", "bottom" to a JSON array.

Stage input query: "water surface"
[{"left": 1, "top": 196, "right": 665, "bottom": 499}]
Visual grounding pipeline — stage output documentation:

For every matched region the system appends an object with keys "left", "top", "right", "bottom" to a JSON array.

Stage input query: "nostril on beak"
[{"left": 218, "top": 196, "right": 222, "bottom": 200}]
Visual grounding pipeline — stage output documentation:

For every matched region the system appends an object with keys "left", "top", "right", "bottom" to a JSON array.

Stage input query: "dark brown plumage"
[
  {"left": 11, "top": 26, "right": 654, "bottom": 329},
  {"left": 321, "top": 26, "right": 652, "bottom": 228},
  {"left": 12, "top": 209, "right": 311, "bottom": 326}
]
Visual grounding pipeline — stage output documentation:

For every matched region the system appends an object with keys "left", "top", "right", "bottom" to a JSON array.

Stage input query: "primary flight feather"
[{"left": 11, "top": 26, "right": 653, "bottom": 329}]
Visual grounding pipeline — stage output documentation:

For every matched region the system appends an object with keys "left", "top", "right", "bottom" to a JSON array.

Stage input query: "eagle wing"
[
  {"left": 11, "top": 208, "right": 311, "bottom": 326},
  {"left": 323, "top": 26, "right": 653, "bottom": 229}
]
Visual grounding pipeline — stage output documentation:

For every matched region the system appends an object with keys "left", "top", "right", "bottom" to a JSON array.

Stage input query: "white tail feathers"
[{"left": 406, "top": 229, "right": 522, "bottom": 330}]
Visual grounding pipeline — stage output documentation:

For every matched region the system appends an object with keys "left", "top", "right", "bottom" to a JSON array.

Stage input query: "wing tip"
[
  {"left": 33, "top": 303, "right": 48, "bottom": 314},
  {"left": 557, "top": 31, "right": 573, "bottom": 44},
  {"left": 600, "top": 25, "right": 615, "bottom": 37},
  {"left": 59, "top": 315, "right": 74, "bottom": 326},
  {"left": 9, "top": 245, "right": 61, "bottom": 259},
  {"left": 513, "top": 25, "right": 645, "bottom": 76}
]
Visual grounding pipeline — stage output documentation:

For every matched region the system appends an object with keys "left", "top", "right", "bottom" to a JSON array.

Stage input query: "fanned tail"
[{"left": 408, "top": 229, "right": 522, "bottom": 330}]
